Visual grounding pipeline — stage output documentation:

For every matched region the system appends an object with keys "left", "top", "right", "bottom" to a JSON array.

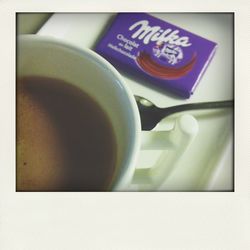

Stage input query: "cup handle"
[{"left": 131, "top": 114, "right": 199, "bottom": 190}]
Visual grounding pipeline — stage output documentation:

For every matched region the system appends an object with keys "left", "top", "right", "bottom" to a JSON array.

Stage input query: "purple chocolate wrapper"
[{"left": 95, "top": 13, "right": 217, "bottom": 98}]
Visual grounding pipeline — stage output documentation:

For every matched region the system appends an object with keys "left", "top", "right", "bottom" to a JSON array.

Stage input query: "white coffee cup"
[{"left": 17, "top": 35, "right": 198, "bottom": 191}]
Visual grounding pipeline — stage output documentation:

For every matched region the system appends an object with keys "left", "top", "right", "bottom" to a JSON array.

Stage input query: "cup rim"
[{"left": 18, "top": 34, "right": 142, "bottom": 190}]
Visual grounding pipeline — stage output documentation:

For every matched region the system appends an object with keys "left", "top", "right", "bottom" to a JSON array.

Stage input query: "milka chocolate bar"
[{"left": 95, "top": 13, "right": 217, "bottom": 98}]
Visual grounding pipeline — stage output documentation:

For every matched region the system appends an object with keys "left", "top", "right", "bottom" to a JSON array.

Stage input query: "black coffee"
[{"left": 17, "top": 76, "right": 117, "bottom": 191}]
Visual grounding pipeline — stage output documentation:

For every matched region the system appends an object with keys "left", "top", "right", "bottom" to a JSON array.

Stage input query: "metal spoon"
[{"left": 135, "top": 95, "right": 234, "bottom": 130}]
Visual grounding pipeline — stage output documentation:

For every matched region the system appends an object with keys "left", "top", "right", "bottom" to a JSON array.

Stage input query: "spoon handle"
[{"left": 160, "top": 100, "right": 234, "bottom": 117}]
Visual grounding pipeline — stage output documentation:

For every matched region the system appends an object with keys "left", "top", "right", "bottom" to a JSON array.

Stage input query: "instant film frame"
[{"left": 0, "top": 0, "right": 249, "bottom": 249}]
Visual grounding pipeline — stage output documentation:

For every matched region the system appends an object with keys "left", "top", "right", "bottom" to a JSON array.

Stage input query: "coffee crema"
[{"left": 17, "top": 76, "right": 117, "bottom": 191}]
